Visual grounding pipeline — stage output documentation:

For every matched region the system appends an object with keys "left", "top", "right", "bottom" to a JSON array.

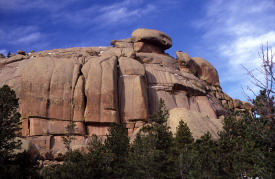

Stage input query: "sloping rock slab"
[{"left": 168, "top": 108, "right": 223, "bottom": 140}]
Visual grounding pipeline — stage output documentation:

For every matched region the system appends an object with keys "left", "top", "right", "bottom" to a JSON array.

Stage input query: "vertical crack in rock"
[
  {"left": 71, "top": 63, "right": 82, "bottom": 121},
  {"left": 117, "top": 58, "right": 122, "bottom": 124}
]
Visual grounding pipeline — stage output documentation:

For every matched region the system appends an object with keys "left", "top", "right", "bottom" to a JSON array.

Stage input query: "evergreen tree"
[
  {"left": 194, "top": 132, "right": 220, "bottom": 179},
  {"left": 217, "top": 110, "right": 274, "bottom": 178},
  {"left": 174, "top": 120, "right": 194, "bottom": 148},
  {"left": 171, "top": 120, "right": 198, "bottom": 179},
  {"left": 0, "top": 85, "right": 22, "bottom": 160},
  {"left": 0, "top": 85, "right": 40, "bottom": 179},
  {"left": 62, "top": 120, "right": 77, "bottom": 153},
  {"left": 104, "top": 123, "right": 130, "bottom": 178},
  {"left": 3, "top": 151, "right": 41, "bottom": 179},
  {"left": 41, "top": 150, "right": 89, "bottom": 179},
  {"left": 129, "top": 99, "right": 174, "bottom": 178},
  {"left": 141, "top": 99, "right": 173, "bottom": 153},
  {"left": 253, "top": 89, "right": 275, "bottom": 121},
  {"left": 7, "top": 51, "right": 11, "bottom": 58},
  {"left": 41, "top": 124, "right": 130, "bottom": 179}
]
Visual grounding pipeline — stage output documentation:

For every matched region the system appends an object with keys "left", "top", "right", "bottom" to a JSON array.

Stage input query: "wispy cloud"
[
  {"left": 97, "top": 3, "right": 156, "bottom": 25},
  {"left": 0, "top": 0, "right": 77, "bottom": 12},
  {"left": 196, "top": 0, "right": 275, "bottom": 99},
  {"left": 50, "top": 0, "right": 157, "bottom": 28},
  {"left": 0, "top": 25, "right": 44, "bottom": 45},
  {"left": 17, "top": 32, "right": 44, "bottom": 44}
]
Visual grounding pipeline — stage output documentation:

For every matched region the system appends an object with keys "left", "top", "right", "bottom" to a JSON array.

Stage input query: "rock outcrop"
[
  {"left": 0, "top": 28, "right": 252, "bottom": 156},
  {"left": 168, "top": 108, "right": 223, "bottom": 140}
]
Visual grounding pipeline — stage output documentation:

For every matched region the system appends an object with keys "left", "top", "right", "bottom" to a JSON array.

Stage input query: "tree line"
[{"left": 1, "top": 90, "right": 274, "bottom": 178}]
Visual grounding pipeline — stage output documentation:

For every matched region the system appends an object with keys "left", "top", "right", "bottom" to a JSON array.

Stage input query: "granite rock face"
[
  {"left": 132, "top": 28, "right": 172, "bottom": 50},
  {"left": 0, "top": 28, "right": 251, "bottom": 155}
]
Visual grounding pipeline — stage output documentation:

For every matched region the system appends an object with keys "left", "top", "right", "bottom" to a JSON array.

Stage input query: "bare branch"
[{"left": 243, "top": 42, "right": 275, "bottom": 100}]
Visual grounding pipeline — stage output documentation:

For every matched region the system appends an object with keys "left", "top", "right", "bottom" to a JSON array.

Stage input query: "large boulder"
[
  {"left": 176, "top": 51, "right": 220, "bottom": 86},
  {"left": 132, "top": 28, "right": 172, "bottom": 50},
  {"left": 168, "top": 108, "right": 223, "bottom": 140},
  {"left": 0, "top": 53, "right": 6, "bottom": 59},
  {"left": 191, "top": 57, "right": 220, "bottom": 86},
  {"left": 176, "top": 51, "right": 192, "bottom": 73},
  {"left": 111, "top": 38, "right": 133, "bottom": 48}
]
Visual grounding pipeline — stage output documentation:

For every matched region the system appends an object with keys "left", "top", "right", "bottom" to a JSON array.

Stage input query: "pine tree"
[
  {"left": 217, "top": 110, "right": 272, "bottom": 178},
  {"left": 194, "top": 132, "right": 220, "bottom": 179},
  {"left": 253, "top": 89, "right": 275, "bottom": 121},
  {"left": 0, "top": 85, "right": 40, "bottom": 179},
  {"left": 141, "top": 99, "right": 173, "bottom": 152},
  {"left": 7, "top": 51, "right": 11, "bottom": 58},
  {"left": 174, "top": 120, "right": 194, "bottom": 149},
  {"left": 62, "top": 120, "right": 77, "bottom": 153},
  {"left": 0, "top": 85, "right": 21, "bottom": 160},
  {"left": 104, "top": 123, "right": 130, "bottom": 178},
  {"left": 129, "top": 99, "right": 174, "bottom": 178},
  {"left": 172, "top": 120, "right": 197, "bottom": 179}
]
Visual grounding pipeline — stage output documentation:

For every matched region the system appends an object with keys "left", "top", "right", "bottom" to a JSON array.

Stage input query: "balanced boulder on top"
[{"left": 132, "top": 28, "right": 173, "bottom": 50}]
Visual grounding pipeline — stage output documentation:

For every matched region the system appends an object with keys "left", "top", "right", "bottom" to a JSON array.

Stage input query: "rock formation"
[{"left": 0, "top": 28, "right": 252, "bottom": 156}]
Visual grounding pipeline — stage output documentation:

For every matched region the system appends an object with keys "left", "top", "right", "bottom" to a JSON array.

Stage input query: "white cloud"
[
  {"left": 50, "top": 0, "right": 157, "bottom": 27},
  {"left": 97, "top": 3, "right": 156, "bottom": 25},
  {"left": 17, "top": 32, "right": 43, "bottom": 44},
  {"left": 0, "top": 0, "right": 77, "bottom": 12},
  {"left": 0, "top": 25, "right": 45, "bottom": 45},
  {"left": 1, "top": 0, "right": 180, "bottom": 29},
  {"left": 196, "top": 0, "right": 275, "bottom": 100}
]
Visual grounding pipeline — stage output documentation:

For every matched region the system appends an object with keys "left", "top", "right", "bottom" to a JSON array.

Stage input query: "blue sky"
[{"left": 1, "top": 0, "right": 275, "bottom": 101}]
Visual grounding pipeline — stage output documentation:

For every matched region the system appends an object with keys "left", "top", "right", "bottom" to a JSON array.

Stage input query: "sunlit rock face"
[{"left": 0, "top": 28, "right": 252, "bottom": 154}]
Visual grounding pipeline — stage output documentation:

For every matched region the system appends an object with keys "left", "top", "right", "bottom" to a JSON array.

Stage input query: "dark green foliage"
[
  {"left": 62, "top": 120, "right": 77, "bottom": 152},
  {"left": 0, "top": 85, "right": 22, "bottom": 160},
  {"left": 104, "top": 123, "right": 130, "bottom": 178},
  {"left": 206, "top": 108, "right": 275, "bottom": 178},
  {"left": 0, "top": 85, "right": 40, "bottom": 179},
  {"left": 1, "top": 151, "right": 41, "bottom": 179},
  {"left": 105, "top": 123, "right": 130, "bottom": 160},
  {"left": 253, "top": 89, "right": 275, "bottom": 121},
  {"left": 85, "top": 135, "right": 113, "bottom": 179},
  {"left": 41, "top": 143, "right": 112, "bottom": 179},
  {"left": 41, "top": 124, "right": 129, "bottom": 179},
  {"left": 41, "top": 150, "right": 88, "bottom": 179},
  {"left": 194, "top": 132, "right": 221, "bottom": 179},
  {"left": 7, "top": 51, "right": 11, "bottom": 58},
  {"left": 171, "top": 120, "right": 198, "bottom": 179},
  {"left": 170, "top": 102, "right": 275, "bottom": 179},
  {"left": 128, "top": 99, "right": 174, "bottom": 179},
  {"left": 141, "top": 99, "right": 173, "bottom": 153},
  {"left": 0, "top": 85, "right": 22, "bottom": 174},
  {"left": 174, "top": 120, "right": 194, "bottom": 149}
]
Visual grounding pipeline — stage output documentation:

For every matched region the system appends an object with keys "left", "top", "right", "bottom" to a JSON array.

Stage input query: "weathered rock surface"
[
  {"left": 168, "top": 108, "right": 223, "bottom": 140},
  {"left": 0, "top": 28, "right": 251, "bottom": 155},
  {"left": 0, "top": 53, "right": 6, "bottom": 59},
  {"left": 118, "top": 57, "right": 148, "bottom": 124},
  {"left": 132, "top": 28, "right": 172, "bottom": 50},
  {"left": 176, "top": 51, "right": 220, "bottom": 86}
]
